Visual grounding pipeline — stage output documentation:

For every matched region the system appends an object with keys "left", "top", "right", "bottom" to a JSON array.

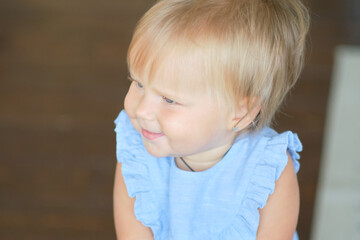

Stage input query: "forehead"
[
  {"left": 127, "top": 30, "right": 235, "bottom": 107},
  {"left": 129, "top": 40, "right": 209, "bottom": 94}
]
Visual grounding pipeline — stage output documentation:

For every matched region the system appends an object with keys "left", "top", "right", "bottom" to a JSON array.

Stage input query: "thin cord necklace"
[
  {"left": 179, "top": 157, "right": 195, "bottom": 172},
  {"left": 179, "top": 147, "right": 232, "bottom": 172}
]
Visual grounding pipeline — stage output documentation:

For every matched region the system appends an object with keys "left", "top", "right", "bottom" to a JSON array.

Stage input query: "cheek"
[
  {"left": 124, "top": 88, "right": 136, "bottom": 117},
  {"left": 165, "top": 110, "right": 229, "bottom": 141},
  {"left": 124, "top": 89, "right": 142, "bottom": 132},
  {"left": 157, "top": 111, "right": 185, "bottom": 141},
  {"left": 160, "top": 111, "right": 204, "bottom": 140}
]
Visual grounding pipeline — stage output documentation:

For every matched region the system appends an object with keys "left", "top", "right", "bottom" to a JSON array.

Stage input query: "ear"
[{"left": 231, "top": 97, "right": 261, "bottom": 132}]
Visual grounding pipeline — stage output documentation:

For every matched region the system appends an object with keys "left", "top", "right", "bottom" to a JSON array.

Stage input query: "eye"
[
  {"left": 136, "top": 81, "right": 144, "bottom": 89},
  {"left": 162, "top": 96, "right": 176, "bottom": 104},
  {"left": 127, "top": 75, "right": 134, "bottom": 82},
  {"left": 127, "top": 75, "right": 144, "bottom": 89}
]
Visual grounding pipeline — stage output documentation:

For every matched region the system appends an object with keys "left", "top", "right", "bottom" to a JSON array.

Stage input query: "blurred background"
[{"left": 0, "top": 0, "right": 359, "bottom": 239}]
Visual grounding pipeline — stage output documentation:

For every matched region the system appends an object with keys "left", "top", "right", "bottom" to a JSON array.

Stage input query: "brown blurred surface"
[{"left": 0, "top": 0, "right": 359, "bottom": 239}]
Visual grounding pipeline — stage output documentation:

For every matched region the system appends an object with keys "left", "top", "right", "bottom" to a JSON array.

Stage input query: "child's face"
[{"left": 124, "top": 54, "right": 237, "bottom": 159}]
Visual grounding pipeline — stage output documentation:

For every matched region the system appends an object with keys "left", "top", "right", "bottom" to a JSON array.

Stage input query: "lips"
[{"left": 141, "top": 128, "right": 165, "bottom": 140}]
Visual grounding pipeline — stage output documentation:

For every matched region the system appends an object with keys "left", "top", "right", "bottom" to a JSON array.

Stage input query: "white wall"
[{"left": 311, "top": 45, "right": 360, "bottom": 240}]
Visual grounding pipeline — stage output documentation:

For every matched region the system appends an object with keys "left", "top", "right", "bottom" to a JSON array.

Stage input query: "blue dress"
[{"left": 115, "top": 110, "right": 302, "bottom": 240}]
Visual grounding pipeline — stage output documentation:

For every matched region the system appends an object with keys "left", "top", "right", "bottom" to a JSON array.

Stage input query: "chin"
[{"left": 142, "top": 143, "right": 169, "bottom": 158}]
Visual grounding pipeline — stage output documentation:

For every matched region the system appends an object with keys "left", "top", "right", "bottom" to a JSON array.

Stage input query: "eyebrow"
[
  {"left": 127, "top": 71, "right": 138, "bottom": 81},
  {"left": 152, "top": 84, "right": 190, "bottom": 103},
  {"left": 152, "top": 86, "right": 179, "bottom": 98}
]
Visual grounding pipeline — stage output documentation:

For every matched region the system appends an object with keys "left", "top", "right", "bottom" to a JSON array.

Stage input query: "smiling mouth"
[{"left": 141, "top": 129, "right": 165, "bottom": 140}]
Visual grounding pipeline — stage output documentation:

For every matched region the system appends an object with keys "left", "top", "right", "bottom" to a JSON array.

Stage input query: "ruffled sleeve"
[
  {"left": 217, "top": 129, "right": 302, "bottom": 240},
  {"left": 114, "top": 110, "right": 162, "bottom": 236}
]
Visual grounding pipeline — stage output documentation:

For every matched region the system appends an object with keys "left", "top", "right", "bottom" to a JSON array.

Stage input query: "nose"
[{"left": 135, "top": 94, "right": 157, "bottom": 121}]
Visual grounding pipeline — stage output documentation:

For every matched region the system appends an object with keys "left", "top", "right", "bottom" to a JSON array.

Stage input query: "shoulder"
[
  {"left": 114, "top": 110, "right": 139, "bottom": 144},
  {"left": 113, "top": 162, "right": 154, "bottom": 240},
  {"left": 251, "top": 127, "right": 302, "bottom": 239},
  {"left": 257, "top": 152, "right": 300, "bottom": 240},
  {"left": 113, "top": 110, "right": 169, "bottom": 238},
  {"left": 235, "top": 127, "right": 302, "bottom": 184},
  {"left": 257, "top": 127, "right": 302, "bottom": 177},
  {"left": 113, "top": 110, "right": 155, "bottom": 197},
  {"left": 114, "top": 110, "right": 148, "bottom": 164},
  {"left": 218, "top": 128, "right": 302, "bottom": 239}
]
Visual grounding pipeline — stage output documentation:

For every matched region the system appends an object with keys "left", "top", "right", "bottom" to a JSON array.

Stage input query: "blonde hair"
[{"left": 127, "top": 0, "right": 310, "bottom": 131}]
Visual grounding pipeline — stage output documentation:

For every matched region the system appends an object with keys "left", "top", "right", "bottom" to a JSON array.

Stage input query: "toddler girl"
[{"left": 113, "top": 0, "right": 310, "bottom": 239}]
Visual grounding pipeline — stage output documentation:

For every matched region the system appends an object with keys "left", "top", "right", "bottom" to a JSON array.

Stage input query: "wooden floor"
[{"left": 0, "top": 0, "right": 359, "bottom": 239}]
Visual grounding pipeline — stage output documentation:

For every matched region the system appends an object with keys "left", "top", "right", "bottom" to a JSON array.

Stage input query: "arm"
[
  {"left": 113, "top": 162, "right": 154, "bottom": 240},
  {"left": 256, "top": 152, "right": 300, "bottom": 240}
]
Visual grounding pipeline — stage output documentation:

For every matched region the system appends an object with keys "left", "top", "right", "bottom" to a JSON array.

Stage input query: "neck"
[{"left": 176, "top": 142, "right": 233, "bottom": 172}]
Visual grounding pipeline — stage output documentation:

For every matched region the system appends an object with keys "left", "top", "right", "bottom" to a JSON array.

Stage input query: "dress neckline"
[{"left": 170, "top": 134, "right": 250, "bottom": 176}]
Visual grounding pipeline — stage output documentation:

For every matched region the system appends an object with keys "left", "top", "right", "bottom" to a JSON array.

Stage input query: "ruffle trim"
[
  {"left": 216, "top": 130, "right": 302, "bottom": 239},
  {"left": 114, "top": 110, "right": 162, "bottom": 237}
]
